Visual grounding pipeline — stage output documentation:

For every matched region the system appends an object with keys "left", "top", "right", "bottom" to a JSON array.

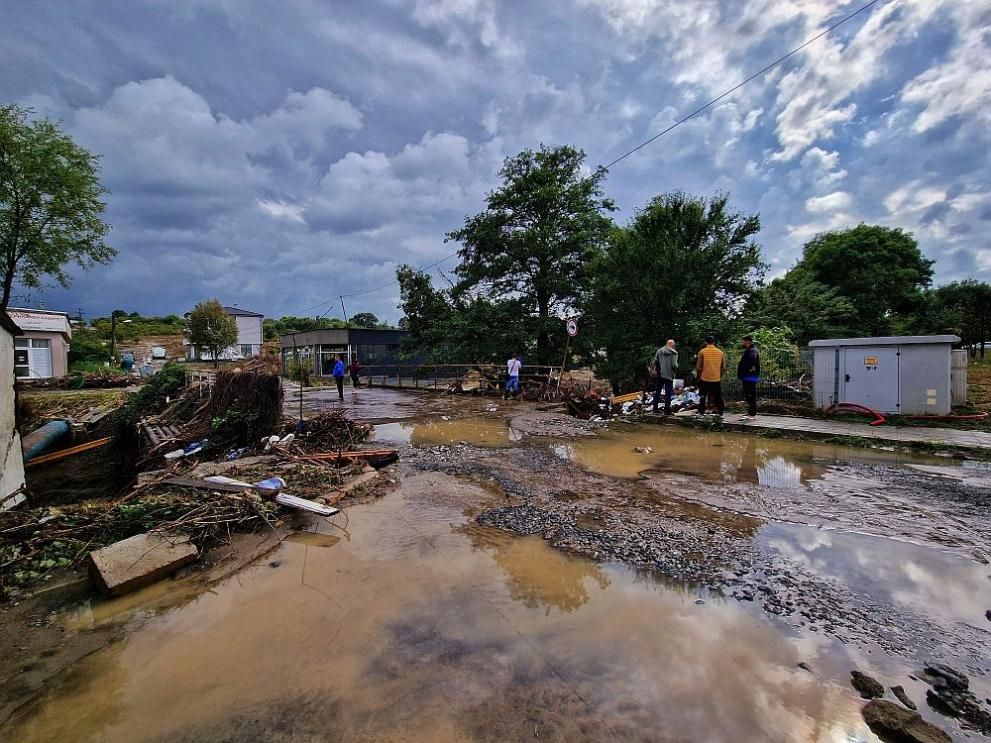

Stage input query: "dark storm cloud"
[{"left": 2, "top": 0, "right": 988, "bottom": 320}]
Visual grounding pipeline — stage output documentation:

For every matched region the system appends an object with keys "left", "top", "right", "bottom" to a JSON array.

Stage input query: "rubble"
[
  {"left": 862, "top": 699, "right": 952, "bottom": 743},
  {"left": 88, "top": 532, "right": 198, "bottom": 596}
]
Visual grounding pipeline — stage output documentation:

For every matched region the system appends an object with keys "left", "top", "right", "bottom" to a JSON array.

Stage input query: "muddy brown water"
[
  {"left": 8, "top": 400, "right": 991, "bottom": 741},
  {"left": 5, "top": 472, "right": 930, "bottom": 742}
]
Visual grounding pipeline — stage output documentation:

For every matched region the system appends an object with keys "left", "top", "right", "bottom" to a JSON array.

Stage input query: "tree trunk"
[{"left": 0, "top": 266, "right": 14, "bottom": 313}]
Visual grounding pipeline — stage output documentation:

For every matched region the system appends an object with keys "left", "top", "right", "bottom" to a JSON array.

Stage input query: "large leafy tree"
[
  {"left": 585, "top": 192, "right": 763, "bottom": 389},
  {"left": 447, "top": 145, "right": 615, "bottom": 364},
  {"left": 789, "top": 224, "right": 933, "bottom": 337},
  {"left": 187, "top": 299, "right": 238, "bottom": 368},
  {"left": 396, "top": 265, "right": 531, "bottom": 363},
  {"left": 349, "top": 312, "right": 380, "bottom": 329},
  {"left": 748, "top": 272, "right": 859, "bottom": 345},
  {"left": 0, "top": 104, "right": 114, "bottom": 311},
  {"left": 924, "top": 280, "right": 991, "bottom": 356}
]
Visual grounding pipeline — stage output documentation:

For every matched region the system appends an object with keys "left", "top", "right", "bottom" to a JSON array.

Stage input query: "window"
[{"left": 240, "top": 344, "right": 253, "bottom": 358}]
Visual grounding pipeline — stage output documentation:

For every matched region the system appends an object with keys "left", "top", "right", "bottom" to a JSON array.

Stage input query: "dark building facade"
[{"left": 279, "top": 328, "right": 407, "bottom": 377}]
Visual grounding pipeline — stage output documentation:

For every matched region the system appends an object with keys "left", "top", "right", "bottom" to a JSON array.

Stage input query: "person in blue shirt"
[{"left": 332, "top": 355, "right": 346, "bottom": 401}]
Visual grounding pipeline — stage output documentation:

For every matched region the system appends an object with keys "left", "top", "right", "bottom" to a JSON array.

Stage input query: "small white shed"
[
  {"left": 809, "top": 335, "right": 960, "bottom": 415},
  {"left": 1, "top": 310, "right": 26, "bottom": 511}
]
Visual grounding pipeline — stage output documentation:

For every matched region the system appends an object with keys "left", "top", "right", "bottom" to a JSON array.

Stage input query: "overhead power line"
[{"left": 602, "top": 0, "right": 884, "bottom": 170}]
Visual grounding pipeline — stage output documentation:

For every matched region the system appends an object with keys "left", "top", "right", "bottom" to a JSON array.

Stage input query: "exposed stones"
[
  {"left": 862, "top": 699, "right": 951, "bottom": 743},
  {"left": 922, "top": 664, "right": 991, "bottom": 735},
  {"left": 851, "top": 670, "right": 885, "bottom": 700},
  {"left": 891, "top": 685, "right": 917, "bottom": 711}
]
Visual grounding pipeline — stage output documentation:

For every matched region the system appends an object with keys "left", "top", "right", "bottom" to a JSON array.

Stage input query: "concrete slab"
[{"left": 88, "top": 533, "right": 198, "bottom": 596}]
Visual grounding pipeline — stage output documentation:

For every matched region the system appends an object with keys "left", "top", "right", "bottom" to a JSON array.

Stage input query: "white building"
[
  {"left": 185, "top": 305, "right": 264, "bottom": 361},
  {"left": 7, "top": 308, "right": 72, "bottom": 379},
  {"left": 1, "top": 310, "right": 26, "bottom": 510}
]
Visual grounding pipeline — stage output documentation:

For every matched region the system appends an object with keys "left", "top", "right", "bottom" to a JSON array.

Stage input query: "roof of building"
[
  {"left": 6, "top": 307, "right": 72, "bottom": 339},
  {"left": 222, "top": 306, "right": 264, "bottom": 318},
  {"left": 0, "top": 310, "right": 21, "bottom": 336},
  {"left": 809, "top": 335, "right": 960, "bottom": 348}
]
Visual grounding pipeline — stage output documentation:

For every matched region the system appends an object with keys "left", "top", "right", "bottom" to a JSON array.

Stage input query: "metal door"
[{"left": 843, "top": 346, "right": 899, "bottom": 412}]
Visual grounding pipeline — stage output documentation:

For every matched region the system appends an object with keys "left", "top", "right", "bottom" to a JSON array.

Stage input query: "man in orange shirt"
[{"left": 695, "top": 335, "right": 725, "bottom": 417}]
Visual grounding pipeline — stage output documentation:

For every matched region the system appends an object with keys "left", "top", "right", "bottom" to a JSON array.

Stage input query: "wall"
[
  {"left": 0, "top": 327, "right": 26, "bottom": 510},
  {"left": 812, "top": 347, "right": 838, "bottom": 409},
  {"left": 20, "top": 330, "right": 69, "bottom": 378},
  {"left": 234, "top": 315, "right": 262, "bottom": 356}
]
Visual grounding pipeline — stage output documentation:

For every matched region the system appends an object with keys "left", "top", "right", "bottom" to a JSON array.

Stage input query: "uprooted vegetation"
[{"left": 4, "top": 365, "right": 388, "bottom": 598}]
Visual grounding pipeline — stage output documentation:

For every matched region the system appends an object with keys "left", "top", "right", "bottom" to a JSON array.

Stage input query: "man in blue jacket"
[
  {"left": 332, "top": 355, "right": 346, "bottom": 401},
  {"left": 737, "top": 336, "right": 760, "bottom": 419}
]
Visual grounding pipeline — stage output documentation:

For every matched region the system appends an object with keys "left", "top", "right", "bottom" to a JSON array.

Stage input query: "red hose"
[
  {"left": 900, "top": 412, "right": 988, "bottom": 421},
  {"left": 827, "top": 403, "right": 987, "bottom": 425},
  {"left": 827, "top": 402, "right": 887, "bottom": 425}
]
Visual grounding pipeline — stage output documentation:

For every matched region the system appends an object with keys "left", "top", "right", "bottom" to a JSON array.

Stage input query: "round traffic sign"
[{"left": 566, "top": 319, "right": 578, "bottom": 337}]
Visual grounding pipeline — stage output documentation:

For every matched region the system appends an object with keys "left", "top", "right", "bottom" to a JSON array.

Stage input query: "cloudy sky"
[{"left": 3, "top": 0, "right": 989, "bottom": 322}]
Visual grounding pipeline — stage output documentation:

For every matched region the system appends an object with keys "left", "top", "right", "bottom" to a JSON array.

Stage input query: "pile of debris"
[
  {"left": 564, "top": 388, "right": 703, "bottom": 420},
  {"left": 16, "top": 370, "right": 134, "bottom": 390}
]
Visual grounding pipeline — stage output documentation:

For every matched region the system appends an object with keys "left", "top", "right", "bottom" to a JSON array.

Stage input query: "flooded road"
[
  {"left": 6, "top": 395, "right": 991, "bottom": 741},
  {"left": 4, "top": 473, "right": 931, "bottom": 742}
]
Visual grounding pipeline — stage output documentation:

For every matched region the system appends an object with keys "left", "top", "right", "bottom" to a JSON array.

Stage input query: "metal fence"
[
  {"left": 715, "top": 346, "right": 813, "bottom": 401},
  {"left": 355, "top": 363, "right": 563, "bottom": 392}
]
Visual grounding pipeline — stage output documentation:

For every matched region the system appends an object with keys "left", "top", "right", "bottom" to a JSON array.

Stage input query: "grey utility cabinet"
[{"left": 809, "top": 335, "right": 960, "bottom": 415}]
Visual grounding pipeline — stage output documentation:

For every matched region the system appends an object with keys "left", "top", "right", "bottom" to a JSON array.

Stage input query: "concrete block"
[{"left": 88, "top": 533, "right": 198, "bottom": 596}]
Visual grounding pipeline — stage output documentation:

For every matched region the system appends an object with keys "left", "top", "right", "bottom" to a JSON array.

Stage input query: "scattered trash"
[
  {"left": 203, "top": 475, "right": 339, "bottom": 516},
  {"left": 633, "top": 446, "right": 652, "bottom": 454},
  {"left": 164, "top": 438, "right": 209, "bottom": 460}
]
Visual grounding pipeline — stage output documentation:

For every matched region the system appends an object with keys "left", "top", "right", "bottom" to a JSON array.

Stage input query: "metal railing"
[{"left": 354, "top": 363, "right": 563, "bottom": 391}]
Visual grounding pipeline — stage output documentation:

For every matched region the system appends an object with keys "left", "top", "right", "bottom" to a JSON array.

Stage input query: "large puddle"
[
  {"left": 7, "top": 471, "right": 962, "bottom": 743},
  {"left": 553, "top": 424, "right": 949, "bottom": 486},
  {"left": 374, "top": 416, "right": 521, "bottom": 448}
]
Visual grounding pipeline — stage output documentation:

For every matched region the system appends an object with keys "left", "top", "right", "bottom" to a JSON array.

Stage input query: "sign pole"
[{"left": 558, "top": 319, "right": 579, "bottom": 390}]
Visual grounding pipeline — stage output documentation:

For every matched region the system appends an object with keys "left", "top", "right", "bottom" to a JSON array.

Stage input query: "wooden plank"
[
  {"left": 25, "top": 437, "right": 113, "bottom": 468},
  {"left": 612, "top": 391, "right": 646, "bottom": 404}
]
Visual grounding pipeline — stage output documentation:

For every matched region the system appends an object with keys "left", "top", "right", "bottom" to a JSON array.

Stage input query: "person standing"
[
  {"left": 348, "top": 357, "right": 362, "bottom": 389},
  {"left": 332, "top": 354, "right": 346, "bottom": 401},
  {"left": 737, "top": 336, "right": 761, "bottom": 419},
  {"left": 652, "top": 340, "right": 678, "bottom": 415},
  {"left": 695, "top": 335, "right": 725, "bottom": 417},
  {"left": 505, "top": 352, "right": 521, "bottom": 399}
]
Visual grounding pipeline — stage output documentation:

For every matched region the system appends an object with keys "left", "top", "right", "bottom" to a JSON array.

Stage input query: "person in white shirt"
[{"left": 504, "top": 353, "right": 522, "bottom": 399}]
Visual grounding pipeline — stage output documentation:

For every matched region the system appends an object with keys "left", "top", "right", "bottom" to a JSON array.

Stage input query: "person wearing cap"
[
  {"left": 737, "top": 336, "right": 761, "bottom": 419},
  {"left": 695, "top": 335, "right": 725, "bottom": 417}
]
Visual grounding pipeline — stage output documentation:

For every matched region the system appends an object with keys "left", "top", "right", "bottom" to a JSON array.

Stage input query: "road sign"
[{"left": 566, "top": 319, "right": 578, "bottom": 337}]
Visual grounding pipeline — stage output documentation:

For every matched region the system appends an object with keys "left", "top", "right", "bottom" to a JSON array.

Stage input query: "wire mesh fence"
[{"left": 716, "top": 346, "right": 813, "bottom": 401}]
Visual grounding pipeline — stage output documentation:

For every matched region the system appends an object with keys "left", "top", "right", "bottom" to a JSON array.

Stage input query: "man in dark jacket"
[{"left": 737, "top": 336, "right": 760, "bottom": 419}]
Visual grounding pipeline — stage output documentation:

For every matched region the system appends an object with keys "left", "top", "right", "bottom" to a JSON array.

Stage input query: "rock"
[
  {"left": 891, "top": 685, "right": 917, "bottom": 711},
  {"left": 924, "top": 663, "right": 969, "bottom": 692},
  {"left": 851, "top": 670, "right": 886, "bottom": 700},
  {"left": 797, "top": 661, "right": 813, "bottom": 673},
  {"left": 985, "top": 609, "right": 991, "bottom": 622},
  {"left": 862, "top": 700, "right": 952, "bottom": 743},
  {"left": 88, "top": 533, "right": 198, "bottom": 597}
]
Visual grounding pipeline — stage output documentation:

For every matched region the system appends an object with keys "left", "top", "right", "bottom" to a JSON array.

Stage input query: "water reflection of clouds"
[{"left": 760, "top": 524, "right": 990, "bottom": 625}]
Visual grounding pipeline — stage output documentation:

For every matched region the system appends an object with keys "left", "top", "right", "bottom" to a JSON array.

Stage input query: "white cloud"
[
  {"left": 899, "top": 3, "right": 991, "bottom": 134},
  {"left": 256, "top": 199, "right": 305, "bottom": 223},
  {"left": 883, "top": 180, "right": 946, "bottom": 215},
  {"left": 805, "top": 191, "right": 852, "bottom": 213}
]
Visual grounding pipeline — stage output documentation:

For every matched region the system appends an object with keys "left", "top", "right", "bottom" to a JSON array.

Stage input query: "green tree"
[
  {"left": 349, "top": 312, "right": 380, "bottom": 328},
  {"left": 262, "top": 315, "right": 347, "bottom": 340},
  {"left": 749, "top": 273, "right": 859, "bottom": 345},
  {"left": 928, "top": 280, "right": 991, "bottom": 357},
  {"left": 447, "top": 144, "right": 615, "bottom": 364},
  {"left": 186, "top": 299, "right": 238, "bottom": 368},
  {"left": 396, "top": 265, "right": 532, "bottom": 362},
  {"left": 0, "top": 104, "right": 115, "bottom": 311},
  {"left": 584, "top": 192, "right": 763, "bottom": 389},
  {"left": 790, "top": 224, "right": 933, "bottom": 337}
]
